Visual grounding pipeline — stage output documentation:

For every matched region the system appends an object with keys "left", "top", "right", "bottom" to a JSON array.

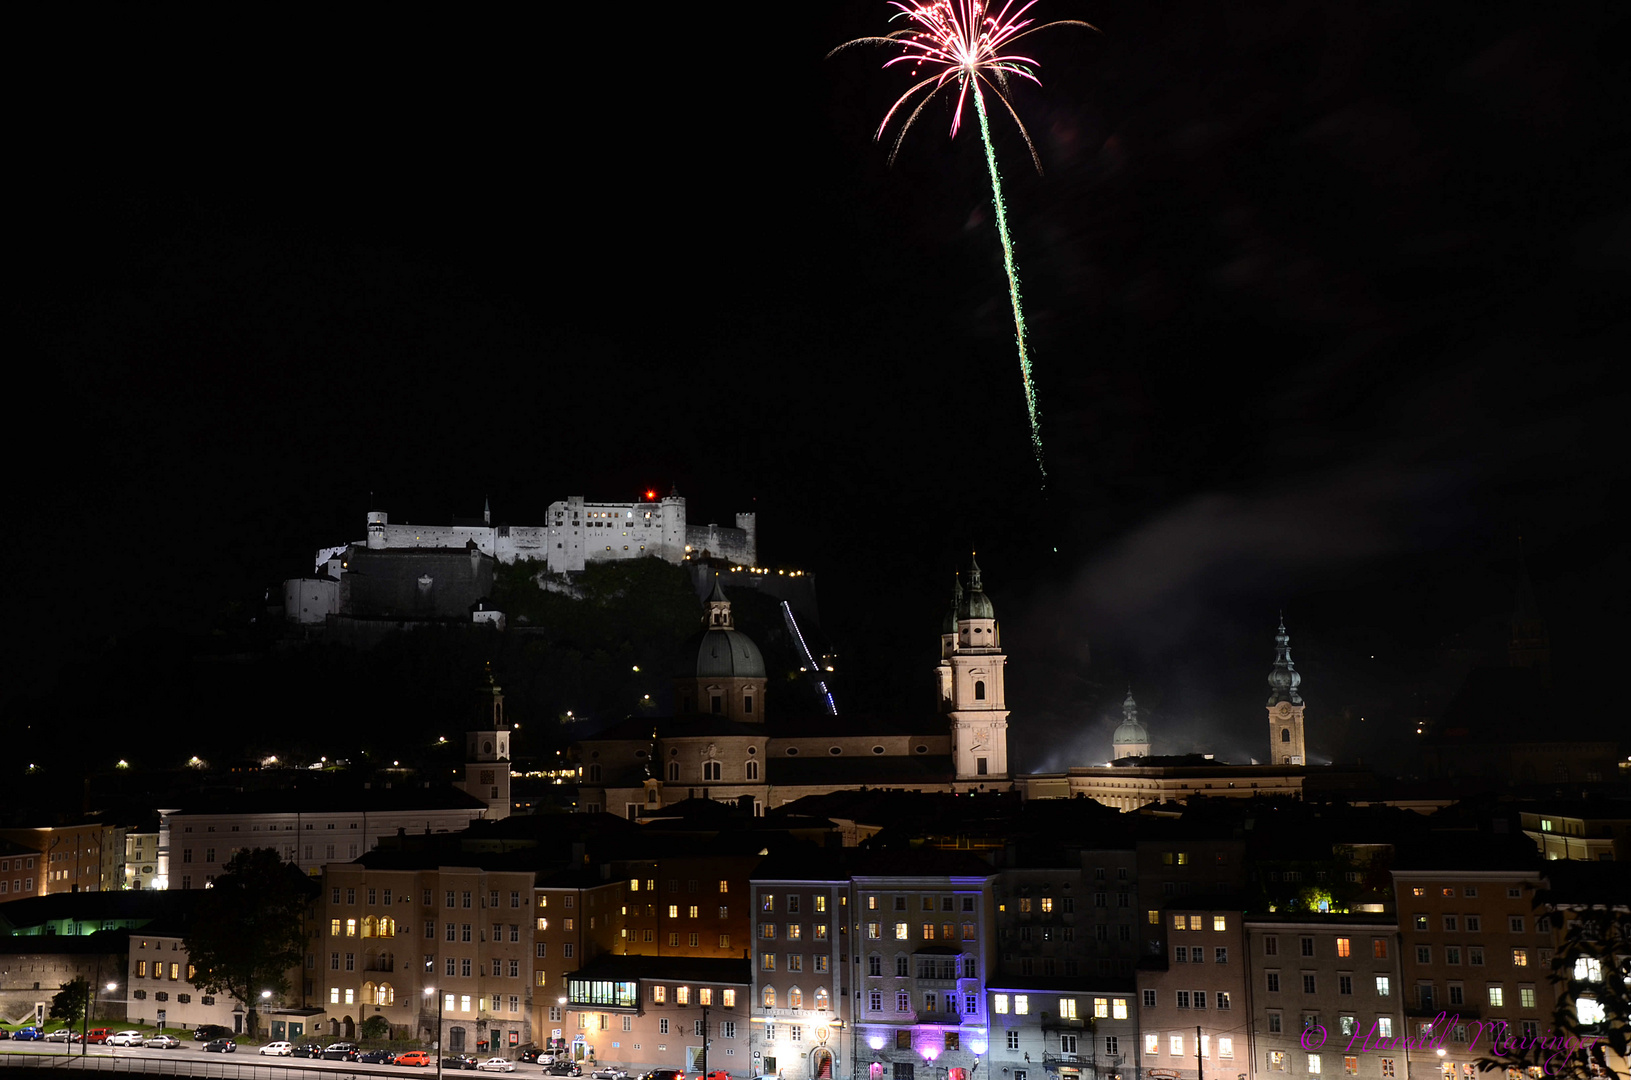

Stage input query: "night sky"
[{"left": 10, "top": 2, "right": 1628, "bottom": 776}]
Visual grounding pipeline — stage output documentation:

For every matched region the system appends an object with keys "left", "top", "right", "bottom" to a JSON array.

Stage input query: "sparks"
[{"left": 832, "top": 1, "right": 1094, "bottom": 484}]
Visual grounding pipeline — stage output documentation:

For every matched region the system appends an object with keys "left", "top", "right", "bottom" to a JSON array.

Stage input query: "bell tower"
[
  {"left": 461, "top": 664, "right": 512, "bottom": 819},
  {"left": 1266, "top": 617, "right": 1306, "bottom": 766},
  {"left": 948, "top": 554, "right": 1009, "bottom": 782}
]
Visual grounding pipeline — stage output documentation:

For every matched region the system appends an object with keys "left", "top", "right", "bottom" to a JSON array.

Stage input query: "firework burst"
[{"left": 833, "top": 1, "right": 1094, "bottom": 483}]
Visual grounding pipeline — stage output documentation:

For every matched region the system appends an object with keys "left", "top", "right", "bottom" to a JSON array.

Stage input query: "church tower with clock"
[
  {"left": 461, "top": 664, "right": 513, "bottom": 820},
  {"left": 946, "top": 555, "right": 1010, "bottom": 782},
  {"left": 1267, "top": 618, "right": 1307, "bottom": 766}
]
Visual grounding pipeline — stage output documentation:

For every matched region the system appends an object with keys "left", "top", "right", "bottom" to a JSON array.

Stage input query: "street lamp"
[
  {"left": 81, "top": 979, "right": 117, "bottom": 1057},
  {"left": 427, "top": 986, "right": 445, "bottom": 1080}
]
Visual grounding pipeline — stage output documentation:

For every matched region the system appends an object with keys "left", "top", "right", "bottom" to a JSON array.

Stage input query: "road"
[{"left": 0, "top": 1045, "right": 537, "bottom": 1077}]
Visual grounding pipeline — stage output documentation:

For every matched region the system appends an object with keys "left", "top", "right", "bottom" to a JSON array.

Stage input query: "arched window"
[
  {"left": 789, "top": 987, "right": 803, "bottom": 1009},
  {"left": 669, "top": 762, "right": 680, "bottom": 782},
  {"left": 379, "top": 917, "right": 395, "bottom": 938},
  {"left": 703, "top": 761, "right": 722, "bottom": 781},
  {"left": 763, "top": 987, "right": 777, "bottom": 1008},
  {"left": 974, "top": 680, "right": 986, "bottom": 701},
  {"left": 647, "top": 789, "right": 659, "bottom": 804},
  {"left": 361, "top": 916, "right": 376, "bottom": 938},
  {"left": 361, "top": 981, "right": 376, "bottom": 1004},
  {"left": 744, "top": 695, "right": 754, "bottom": 715},
  {"left": 377, "top": 982, "right": 395, "bottom": 1006},
  {"left": 746, "top": 761, "right": 760, "bottom": 781},
  {"left": 1281, "top": 728, "right": 1290, "bottom": 743},
  {"left": 814, "top": 987, "right": 830, "bottom": 1011},
  {"left": 587, "top": 764, "right": 602, "bottom": 783}
]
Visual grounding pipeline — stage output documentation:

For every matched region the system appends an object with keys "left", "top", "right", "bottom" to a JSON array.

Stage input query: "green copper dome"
[{"left": 687, "top": 627, "right": 766, "bottom": 679}]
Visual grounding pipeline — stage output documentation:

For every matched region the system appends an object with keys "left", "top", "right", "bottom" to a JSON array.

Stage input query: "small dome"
[
  {"left": 685, "top": 627, "right": 766, "bottom": 680},
  {"left": 958, "top": 554, "right": 996, "bottom": 620}
]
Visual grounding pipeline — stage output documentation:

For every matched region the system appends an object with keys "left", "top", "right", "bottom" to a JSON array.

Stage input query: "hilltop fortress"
[
  {"left": 358, "top": 489, "right": 755, "bottom": 572},
  {"left": 283, "top": 490, "right": 756, "bottom": 628}
]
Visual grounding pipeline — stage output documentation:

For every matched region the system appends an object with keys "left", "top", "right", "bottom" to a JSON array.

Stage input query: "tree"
[
  {"left": 185, "top": 848, "right": 318, "bottom": 1041},
  {"left": 361, "top": 1015, "right": 391, "bottom": 1041},
  {"left": 49, "top": 976, "right": 90, "bottom": 1027}
]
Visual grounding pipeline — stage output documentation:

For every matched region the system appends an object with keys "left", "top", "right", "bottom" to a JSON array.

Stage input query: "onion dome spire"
[
  {"left": 957, "top": 552, "right": 996, "bottom": 620},
  {"left": 1266, "top": 615, "right": 1303, "bottom": 707}
]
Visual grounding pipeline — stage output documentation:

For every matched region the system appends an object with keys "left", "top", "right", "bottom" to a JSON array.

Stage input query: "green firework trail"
[{"left": 973, "top": 84, "right": 1045, "bottom": 483}]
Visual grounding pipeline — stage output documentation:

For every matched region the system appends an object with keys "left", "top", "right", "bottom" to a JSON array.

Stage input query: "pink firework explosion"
[{"left": 832, "top": 0, "right": 1095, "bottom": 168}]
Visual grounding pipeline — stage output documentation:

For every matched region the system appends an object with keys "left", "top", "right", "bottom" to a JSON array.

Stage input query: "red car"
[
  {"left": 397, "top": 1052, "right": 433, "bottom": 1067},
  {"left": 84, "top": 1029, "right": 111, "bottom": 1044}
]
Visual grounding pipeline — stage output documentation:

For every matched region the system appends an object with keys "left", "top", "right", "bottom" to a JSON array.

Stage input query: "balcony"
[{"left": 1039, "top": 1012, "right": 1088, "bottom": 1030}]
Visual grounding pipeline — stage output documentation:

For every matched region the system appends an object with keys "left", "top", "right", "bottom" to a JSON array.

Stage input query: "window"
[
  {"left": 1267, "top": 973, "right": 1280, "bottom": 992},
  {"left": 1337, "top": 938, "right": 1352, "bottom": 958},
  {"left": 1143, "top": 990, "right": 1157, "bottom": 1008},
  {"left": 1520, "top": 987, "right": 1536, "bottom": 1008},
  {"left": 1339, "top": 976, "right": 1353, "bottom": 995},
  {"left": 1269, "top": 1014, "right": 1283, "bottom": 1033},
  {"left": 1266, "top": 936, "right": 1279, "bottom": 956},
  {"left": 1445, "top": 916, "right": 1459, "bottom": 931},
  {"left": 1467, "top": 916, "right": 1481, "bottom": 932},
  {"left": 1114, "top": 998, "right": 1128, "bottom": 1019},
  {"left": 1489, "top": 987, "right": 1505, "bottom": 1007},
  {"left": 1176, "top": 991, "right": 1190, "bottom": 1009},
  {"left": 1303, "top": 937, "right": 1316, "bottom": 957},
  {"left": 1513, "top": 949, "right": 1529, "bottom": 967},
  {"left": 1376, "top": 976, "right": 1391, "bottom": 997},
  {"left": 1305, "top": 975, "right": 1317, "bottom": 994},
  {"left": 1170, "top": 1036, "right": 1184, "bottom": 1055},
  {"left": 1216, "top": 992, "right": 1231, "bottom": 1010},
  {"left": 1145, "top": 1034, "right": 1160, "bottom": 1055},
  {"left": 1377, "top": 1018, "right": 1393, "bottom": 1038},
  {"left": 1216, "top": 947, "right": 1229, "bottom": 964},
  {"left": 1015, "top": 995, "right": 1029, "bottom": 1015},
  {"left": 1374, "top": 939, "right": 1389, "bottom": 959}
]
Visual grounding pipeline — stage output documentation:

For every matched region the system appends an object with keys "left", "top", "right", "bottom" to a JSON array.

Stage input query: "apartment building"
[
  {"left": 847, "top": 852, "right": 998, "bottom": 1080},
  {"left": 1136, "top": 901, "right": 1250, "bottom": 1080},
  {"left": 1392, "top": 865, "right": 1553, "bottom": 1080},
  {"left": 1244, "top": 914, "right": 1402, "bottom": 1080},
  {"left": 563, "top": 955, "right": 753, "bottom": 1074},
  {"left": 318, "top": 858, "right": 535, "bottom": 1054},
  {"left": 535, "top": 870, "right": 627, "bottom": 1053},
  {"left": 751, "top": 852, "right": 850, "bottom": 1080}
]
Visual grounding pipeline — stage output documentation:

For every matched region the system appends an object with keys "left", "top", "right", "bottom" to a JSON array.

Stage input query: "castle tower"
[
  {"left": 461, "top": 664, "right": 512, "bottom": 819},
  {"left": 1266, "top": 618, "right": 1306, "bottom": 765},
  {"left": 949, "top": 554, "right": 1009, "bottom": 781},
  {"left": 676, "top": 576, "right": 767, "bottom": 721},
  {"left": 935, "top": 576, "right": 962, "bottom": 713},
  {"left": 1112, "top": 687, "right": 1151, "bottom": 759}
]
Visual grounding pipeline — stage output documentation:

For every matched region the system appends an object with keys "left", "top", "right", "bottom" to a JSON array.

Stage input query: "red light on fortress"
[{"left": 644, "top": 489, "right": 657, "bottom": 501}]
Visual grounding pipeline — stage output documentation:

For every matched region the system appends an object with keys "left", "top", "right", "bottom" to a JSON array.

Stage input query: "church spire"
[{"left": 1267, "top": 616, "right": 1303, "bottom": 707}]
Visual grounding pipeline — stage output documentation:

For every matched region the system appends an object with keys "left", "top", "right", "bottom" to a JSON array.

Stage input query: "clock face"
[{"left": 1278, "top": 704, "right": 1292, "bottom": 717}]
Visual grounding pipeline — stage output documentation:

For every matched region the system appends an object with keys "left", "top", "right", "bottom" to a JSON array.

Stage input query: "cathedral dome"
[{"left": 685, "top": 626, "right": 766, "bottom": 680}]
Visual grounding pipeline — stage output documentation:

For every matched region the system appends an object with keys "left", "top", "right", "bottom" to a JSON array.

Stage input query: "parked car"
[
  {"left": 591, "top": 1068, "right": 630, "bottom": 1080},
  {"left": 107, "top": 1031, "right": 146, "bottom": 1047},
  {"left": 45, "top": 1029, "right": 75, "bottom": 1042},
  {"left": 359, "top": 1049, "right": 398, "bottom": 1064},
  {"left": 84, "top": 1029, "right": 111, "bottom": 1044},
  {"left": 701, "top": 1072, "right": 731, "bottom": 1080},
  {"left": 520, "top": 1049, "right": 555, "bottom": 1064},
  {"left": 477, "top": 1058, "right": 517, "bottom": 1072},
  {"left": 12, "top": 1027, "right": 44, "bottom": 1041},
  {"left": 260, "top": 1041, "right": 294, "bottom": 1056},
  {"left": 193, "top": 1025, "right": 233, "bottom": 1042},
  {"left": 0, "top": 1028, "right": 10, "bottom": 1040},
  {"left": 643, "top": 1070, "right": 684, "bottom": 1080},
  {"left": 396, "top": 1051, "right": 433, "bottom": 1067},
  {"left": 291, "top": 1043, "right": 325, "bottom": 1058},
  {"left": 443, "top": 1054, "right": 481, "bottom": 1070},
  {"left": 547, "top": 1063, "right": 584, "bottom": 1077},
  {"left": 322, "top": 1042, "right": 362, "bottom": 1061},
  {"left": 203, "top": 1038, "right": 237, "bottom": 1053},
  {"left": 145, "top": 1035, "right": 183, "bottom": 1050}
]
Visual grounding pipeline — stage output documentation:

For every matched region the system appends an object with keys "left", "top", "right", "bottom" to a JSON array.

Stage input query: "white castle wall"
[{"left": 292, "top": 496, "right": 758, "bottom": 622}]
